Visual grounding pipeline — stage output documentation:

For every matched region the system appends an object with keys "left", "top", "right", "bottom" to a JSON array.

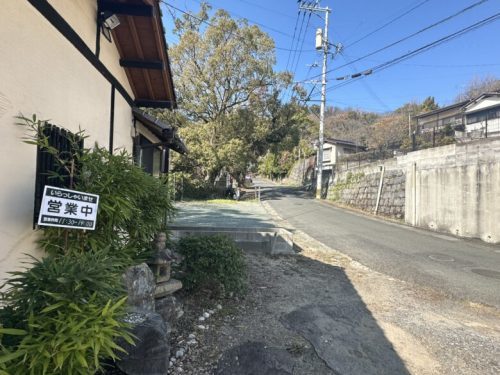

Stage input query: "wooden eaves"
[
  {"left": 99, "top": 0, "right": 177, "bottom": 109},
  {"left": 133, "top": 108, "right": 187, "bottom": 154}
]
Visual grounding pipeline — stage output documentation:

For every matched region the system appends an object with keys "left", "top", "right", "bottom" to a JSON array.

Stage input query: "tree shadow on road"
[
  {"left": 259, "top": 185, "right": 314, "bottom": 202},
  {"left": 213, "top": 246, "right": 410, "bottom": 375}
]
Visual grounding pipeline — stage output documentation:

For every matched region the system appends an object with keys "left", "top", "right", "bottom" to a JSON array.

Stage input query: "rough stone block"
[
  {"left": 155, "top": 295, "right": 184, "bottom": 324},
  {"left": 123, "top": 263, "right": 156, "bottom": 312},
  {"left": 117, "top": 310, "right": 170, "bottom": 375}
]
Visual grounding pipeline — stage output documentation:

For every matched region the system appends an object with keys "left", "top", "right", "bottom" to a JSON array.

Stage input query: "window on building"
[
  {"left": 34, "top": 124, "right": 84, "bottom": 227},
  {"left": 323, "top": 148, "right": 331, "bottom": 162},
  {"left": 467, "top": 113, "right": 486, "bottom": 124},
  {"left": 133, "top": 135, "right": 169, "bottom": 176}
]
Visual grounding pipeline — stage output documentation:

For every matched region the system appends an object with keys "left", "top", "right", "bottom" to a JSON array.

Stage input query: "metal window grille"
[{"left": 33, "top": 124, "right": 84, "bottom": 228}]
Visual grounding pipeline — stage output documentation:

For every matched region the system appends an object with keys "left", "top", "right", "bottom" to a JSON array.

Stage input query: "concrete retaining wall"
[
  {"left": 402, "top": 139, "right": 500, "bottom": 243},
  {"left": 328, "top": 138, "right": 500, "bottom": 243}
]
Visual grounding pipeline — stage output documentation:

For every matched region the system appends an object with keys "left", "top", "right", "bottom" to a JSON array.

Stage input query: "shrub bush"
[
  {"left": 0, "top": 116, "right": 181, "bottom": 373},
  {"left": 177, "top": 235, "right": 246, "bottom": 295},
  {"left": 0, "top": 295, "right": 132, "bottom": 375},
  {"left": 40, "top": 146, "right": 175, "bottom": 264},
  {"left": 17, "top": 115, "right": 176, "bottom": 265},
  {"left": 0, "top": 251, "right": 133, "bottom": 374},
  {"left": 1, "top": 251, "right": 125, "bottom": 323}
]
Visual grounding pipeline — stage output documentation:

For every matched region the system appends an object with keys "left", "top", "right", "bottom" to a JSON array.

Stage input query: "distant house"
[
  {"left": 321, "top": 138, "right": 366, "bottom": 172},
  {"left": 0, "top": 0, "right": 186, "bottom": 280},
  {"left": 414, "top": 101, "right": 468, "bottom": 134},
  {"left": 462, "top": 92, "right": 500, "bottom": 138},
  {"left": 414, "top": 92, "right": 500, "bottom": 138}
]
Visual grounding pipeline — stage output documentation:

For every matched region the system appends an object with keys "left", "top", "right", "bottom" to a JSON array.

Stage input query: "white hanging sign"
[{"left": 37, "top": 186, "right": 99, "bottom": 230}]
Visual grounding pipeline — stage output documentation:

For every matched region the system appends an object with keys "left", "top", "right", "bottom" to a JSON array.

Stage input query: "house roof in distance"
[
  {"left": 415, "top": 91, "right": 500, "bottom": 119},
  {"left": 324, "top": 137, "right": 367, "bottom": 150},
  {"left": 463, "top": 91, "right": 500, "bottom": 111},
  {"left": 413, "top": 100, "right": 469, "bottom": 120},
  {"left": 133, "top": 108, "right": 187, "bottom": 154},
  {"left": 101, "top": 0, "right": 177, "bottom": 109}
]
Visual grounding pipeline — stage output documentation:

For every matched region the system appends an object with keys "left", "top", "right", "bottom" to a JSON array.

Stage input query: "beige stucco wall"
[
  {"left": 0, "top": 1, "right": 135, "bottom": 281},
  {"left": 48, "top": 0, "right": 133, "bottom": 93}
]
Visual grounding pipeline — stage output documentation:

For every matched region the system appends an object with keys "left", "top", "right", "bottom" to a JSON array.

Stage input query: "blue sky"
[{"left": 161, "top": 0, "right": 500, "bottom": 113}]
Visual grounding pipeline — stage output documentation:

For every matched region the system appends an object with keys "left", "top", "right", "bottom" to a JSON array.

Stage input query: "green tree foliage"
[
  {"left": 420, "top": 96, "right": 439, "bottom": 112},
  {"left": 171, "top": 6, "right": 278, "bottom": 123},
  {"left": 162, "top": 5, "right": 310, "bottom": 186}
]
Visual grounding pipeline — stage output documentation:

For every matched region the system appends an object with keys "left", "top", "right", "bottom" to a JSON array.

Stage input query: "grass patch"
[{"left": 205, "top": 199, "right": 239, "bottom": 204}]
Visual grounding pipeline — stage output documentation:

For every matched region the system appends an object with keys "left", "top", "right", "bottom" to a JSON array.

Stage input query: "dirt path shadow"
[{"left": 172, "top": 251, "right": 410, "bottom": 374}]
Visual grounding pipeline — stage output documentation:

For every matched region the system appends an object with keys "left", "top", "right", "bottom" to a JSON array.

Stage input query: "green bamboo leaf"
[
  {"left": 0, "top": 349, "right": 26, "bottom": 364},
  {"left": 40, "top": 302, "right": 65, "bottom": 314},
  {"left": 75, "top": 353, "right": 88, "bottom": 368},
  {"left": 101, "top": 300, "right": 111, "bottom": 317},
  {"left": 0, "top": 328, "right": 27, "bottom": 336}
]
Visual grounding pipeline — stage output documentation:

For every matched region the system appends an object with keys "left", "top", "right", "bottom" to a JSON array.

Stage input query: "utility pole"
[
  {"left": 299, "top": 1, "right": 330, "bottom": 199},
  {"left": 408, "top": 112, "right": 412, "bottom": 138}
]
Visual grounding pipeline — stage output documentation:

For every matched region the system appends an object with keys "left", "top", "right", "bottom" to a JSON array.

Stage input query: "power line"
[
  {"left": 286, "top": 11, "right": 306, "bottom": 72},
  {"left": 341, "top": 0, "right": 489, "bottom": 71},
  {"left": 282, "top": 11, "right": 302, "bottom": 102},
  {"left": 341, "top": 54, "right": 500, "bottom": 68},
  {"left": 339, "top": 53, "right": 391, "bottom": 112},
  {"left": 238, "top": 0, "right": 297, "bottom": 20},
  {"left": 288, "top": 12, "right": 313, "bottom": 100},
  {"left": 345, "top": 0, "right": 432, "bottom": 49},
  {"left": 190, "top": 0, "right": 296, "bottom": 40},
  {"left": 325, "top": 12, "right": 500, "bottom": 93},
  {"left": 282, "top": 10, "right": 312, "bottom": 102},
  {"left": 162, "top": 1, "right": 313, "bottom": 52},
  {"left": 301, "top": 0, "right": 493, "bottom": 83},
  {"left": 307, "top": 11, "right": 500, "bottom": 98}
]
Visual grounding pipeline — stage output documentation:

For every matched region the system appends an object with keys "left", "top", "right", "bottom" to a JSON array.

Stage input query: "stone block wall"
[
  {"left": 329, "top": 168, "right": 405, "bottom": 219},
  {"left": 287, "top": 156, "right": 316, "bottom": 185}
]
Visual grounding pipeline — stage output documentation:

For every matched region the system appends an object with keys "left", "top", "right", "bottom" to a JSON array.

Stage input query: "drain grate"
[{"left": 471, "top": 269, "right": 500, "bottom": 280}]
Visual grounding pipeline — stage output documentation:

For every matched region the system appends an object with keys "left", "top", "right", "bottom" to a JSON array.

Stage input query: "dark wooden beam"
[
  {"left": 120, "top": 59, "right": 164, "bottom": 70},
  {"left": 98, "top": 0, "right": 154, "bottom": 17},
  {"left": 135, "top": 100, "right": 174, "bottom": 109}
]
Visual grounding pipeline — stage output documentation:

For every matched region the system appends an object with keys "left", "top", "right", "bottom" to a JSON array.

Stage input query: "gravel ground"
[{"left": 164, "top": 203, "right": 500, "bottom": 375}]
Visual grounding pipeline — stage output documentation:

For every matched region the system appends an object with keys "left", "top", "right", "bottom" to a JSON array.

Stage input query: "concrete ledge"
[{"left": 169, "top": 226, "right": 294, "bottom": 255}]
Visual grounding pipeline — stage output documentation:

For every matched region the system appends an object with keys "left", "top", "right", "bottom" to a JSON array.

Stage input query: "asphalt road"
[{"left": 259, "top": 179, "right": 500, "bottom": 308}]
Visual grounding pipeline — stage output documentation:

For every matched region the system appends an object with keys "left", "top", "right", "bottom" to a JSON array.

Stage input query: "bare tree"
[{"left": 455, "top": 76, "right": 500, "bottom": 102}]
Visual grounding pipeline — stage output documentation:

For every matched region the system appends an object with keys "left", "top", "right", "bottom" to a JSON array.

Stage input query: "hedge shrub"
[{"left": 178, "top": 235, "right": 246, "bottom": 295}]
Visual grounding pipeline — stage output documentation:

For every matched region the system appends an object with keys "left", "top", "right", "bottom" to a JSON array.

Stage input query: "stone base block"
[{"left": 155, "top": 279, "right": 182, "bottom": 298}]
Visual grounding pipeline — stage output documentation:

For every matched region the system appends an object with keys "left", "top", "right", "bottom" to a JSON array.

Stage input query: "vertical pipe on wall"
[
  {"left": 109, "top": 85, "right": 115, "bottom": 154},
  {"left": 412, "top": 162, "right": 417, "bottom": 226},
  {"left": 374, "top": 165, "right": 385, "bottom": 215}
]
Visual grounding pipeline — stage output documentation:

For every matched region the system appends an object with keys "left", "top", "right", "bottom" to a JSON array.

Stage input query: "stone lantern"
[{"left": 148, "top": 232, "right": 182, "bottom": 299}]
